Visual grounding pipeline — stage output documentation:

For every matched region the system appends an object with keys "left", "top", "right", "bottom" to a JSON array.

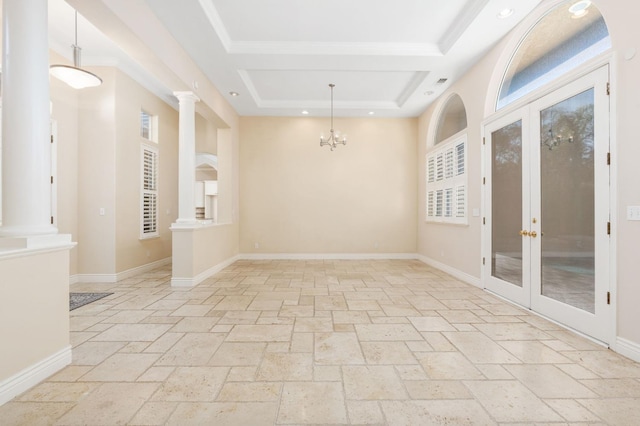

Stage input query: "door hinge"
[
  {"left": 482, "top": 137, "right": 486, "bottom": 145},
  {"left": 483, "top": 177, "right": 486, "bottom": 185},
  {"left": 607, "top": 291, "right": 611, "bottom": 305},
  {"left": 606, "top": 82, "right": 610, "bottom": 96},
  {"left": 50, "top": 176, "right": 54, "bottom": 184},
  {"left": 50, "top": 135, "right": 54, "bottom": 143},
  {"left": 50, "top": 216, "right": 54, "bottom": 225},
  {"left": 483, "top": 217, "right": 486, "bottom": 225},
  {"left": 607, "top": 152, "right": 610, "bottom": 165},
  {"left": 482, "top": 257, "right": 486, "bottom": 266},
  {"left": 607, "top": 222, "right": 611, "bottom": 235}
]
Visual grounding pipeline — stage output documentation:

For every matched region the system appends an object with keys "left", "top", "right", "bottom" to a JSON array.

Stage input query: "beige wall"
[
  {"left": 196, "top": 113, "right": 218, "bottom": 154},
  {"left": 172, "top": 223, "right": 239, "bottom": 279},
  {"left": 417, "top": 0, "right": 640, "bottom": 348},
  {"left": 58, "top": 65, "right": 179, "bottom": 277},
  {"left": 417, "top": 46, "right": 496, "bottom": 275},
  {"left": 240, "top": 117, "right": 418, "bottom": 254},
  {"left": 597, "top": 0, "right": 640, "bottom": 348},
  {"left": 0, "top": 248, "right": 71, "bottom": 383},
  {"left": 50, "top": 52, "right": 80, "bottom": 276},
  {"left": 114, "top": 70, "right": 178, "bottom": 273},
  {"left": 77, "top": 67, "right": 118, "bottom": 275}
]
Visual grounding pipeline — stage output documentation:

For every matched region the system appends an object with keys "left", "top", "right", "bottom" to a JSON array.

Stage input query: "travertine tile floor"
[{"left": 2, "top": 259, "right": 640, "bottom": 425}]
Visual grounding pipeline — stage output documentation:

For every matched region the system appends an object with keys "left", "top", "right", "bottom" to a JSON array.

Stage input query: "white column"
[
  {"left": 174, "top": 91, "right": 200, "bottom": 224},
  {"left": 0, "top": 0, "right": 56, "bottom": 237}
]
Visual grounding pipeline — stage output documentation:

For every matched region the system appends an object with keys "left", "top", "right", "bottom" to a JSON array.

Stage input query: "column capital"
[{"left": 173, "top": 91, "right": 200, "bottom": 103}]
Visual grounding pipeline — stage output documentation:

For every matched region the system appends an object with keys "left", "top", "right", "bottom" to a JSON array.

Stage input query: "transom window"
[
  {"left": 435, "top": 94, "right": 467, "bottom": 144},
  {"left": 140, "top": 109, "right": 158, "bottom": 142},
  {"left": 497, "top": 0, "right": 610, "bottom": 110}
]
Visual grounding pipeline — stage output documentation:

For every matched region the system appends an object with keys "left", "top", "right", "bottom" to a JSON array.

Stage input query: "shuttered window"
[
  {"left": 141, "top": 145, "right": 159, "bottom": 238},
  {"left": 456, "top": 185, "right": 466, "bottom": 218},
  {"left": 456, "top": 141, "right": 465, "bottom": 175},
  {"left": 426, "top": 134, "right": 467, "bottom": 224},
  {"left": 427, "top": 157, "right": 435, "bottom": 183}
]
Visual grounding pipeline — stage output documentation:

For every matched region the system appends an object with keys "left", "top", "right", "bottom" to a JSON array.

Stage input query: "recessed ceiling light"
[
  {"left": 229, "top": 91, "right": 239, "bottom": 97},
  {"left": 302, "top": 110, "right": 309, "bottom": 115},
  {"left": 497, "top": 8, "right": 514, "bottom": 19},
  {"left": 368, "top": 111, "right": 375, "bottom": 115},
  {"left": 569, "top": 0, "right": 591, "bottom": 18}
]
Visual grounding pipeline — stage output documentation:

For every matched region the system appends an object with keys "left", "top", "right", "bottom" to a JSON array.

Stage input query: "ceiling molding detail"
[
  {"left": 229, "top": 41, "right": 442, "bottom": 57},
  {"left": 52, "top": 0, "right": 543, "bottom": 118},
  {"left": 199, "top": 0, "right": 442, "bottom": 57},
  {"left": 396, "top": 71, "right": 430, "bottom": 107},
  {"left": 198, "top": 0, "right": 233, "bottom": 51},
  {"left": 438, "top": 0, "right": 491, "bottom": 54}
]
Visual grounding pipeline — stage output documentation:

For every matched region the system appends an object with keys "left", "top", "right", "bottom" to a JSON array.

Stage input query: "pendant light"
[{"left": 50, "top": 11, "right": 102, "bottom": 89}]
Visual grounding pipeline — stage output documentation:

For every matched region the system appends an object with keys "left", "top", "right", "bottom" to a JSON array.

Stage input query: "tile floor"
[{"left": 2, "top": 259, "right": 640, "bottom": 425}]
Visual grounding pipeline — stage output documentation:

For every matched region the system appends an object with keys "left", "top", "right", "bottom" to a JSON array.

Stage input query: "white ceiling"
[{"left": 47, "top": 0, "right": 544, "bottom": 118}]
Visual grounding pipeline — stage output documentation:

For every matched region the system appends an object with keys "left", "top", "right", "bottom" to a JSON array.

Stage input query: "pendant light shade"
[{"left": 50, "top": 11, "right": 102, "bottom": 89}]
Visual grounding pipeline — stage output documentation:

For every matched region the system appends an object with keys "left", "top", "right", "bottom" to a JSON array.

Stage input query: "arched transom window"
[{"left": 497, "top": 0, "right": 610, "bottom": 110}]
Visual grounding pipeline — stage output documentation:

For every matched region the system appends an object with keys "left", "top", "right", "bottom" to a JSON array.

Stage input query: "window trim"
[{"left": 426, "top": 132, "right": 467, "bottom": 225}]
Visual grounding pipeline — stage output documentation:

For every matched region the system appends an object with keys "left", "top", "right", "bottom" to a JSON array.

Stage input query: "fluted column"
[
  {"left": 0, "top": 0, "right": 56, "bottom": 236},
  {"left": 174, "top": 91, "right": 200, "bottom": 224}
]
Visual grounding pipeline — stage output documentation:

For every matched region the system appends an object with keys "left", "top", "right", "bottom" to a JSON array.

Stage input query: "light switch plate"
[{"left": 627, "top": 206, "right": 640, "bottom": 221}]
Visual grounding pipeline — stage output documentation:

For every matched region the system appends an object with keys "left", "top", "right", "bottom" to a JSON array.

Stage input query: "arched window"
[
  {"left": 497, "top": 0, "right": 610, "bottom": 110},
  {"left": 426, "top": 94, "right": 468, "bottom": 224},
  {"left": 435, "top": 94, "right": 467, "bottom": 144}
]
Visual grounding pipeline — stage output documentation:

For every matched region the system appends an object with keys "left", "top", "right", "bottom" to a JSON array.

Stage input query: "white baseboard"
[
  {"left": 71, "top": 273, "right": 117, "bottom": 283},
  {"left": 171, "top": 255, "right": 241, "bottom": 287},
  {"left": 615, "top": 337, "right": 640, "bottom": 363},
  {"left": 116, "top": 257, "right": 172, "bottom": 281},
  {"left": 239, "top": 253, "right": 419, "bottom": 261},
  {"left": 417, "top": 255, "right": 481, "bottom": 288},
  {"left": 0, "top": 345, "right": 71, "bottom": 406},
  {"left": 72, "top": 257, "right": 172, "bottom": 284}
]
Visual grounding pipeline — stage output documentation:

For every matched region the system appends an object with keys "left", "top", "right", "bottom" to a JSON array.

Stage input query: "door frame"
[{"left": 481, "top": 57, "right": 616, "bottom": 346}]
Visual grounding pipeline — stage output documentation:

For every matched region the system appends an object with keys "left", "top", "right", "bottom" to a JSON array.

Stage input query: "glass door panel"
[
  {"left": 484, "top": 109, "right": 531, "bottom": 308},
  {"left": 539, "top": 89, "right": 595, "bottom": 313},
  {"left": 492, "top": 120, "right": 524, "bottom": 287},
  {"left": 530, "top": 65, "right": 610, "bottom": 343}
]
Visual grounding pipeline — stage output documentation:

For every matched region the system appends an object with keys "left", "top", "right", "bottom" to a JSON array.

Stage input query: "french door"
[{"left": 483, "top": 66, "right": 610, "bottom": 343}]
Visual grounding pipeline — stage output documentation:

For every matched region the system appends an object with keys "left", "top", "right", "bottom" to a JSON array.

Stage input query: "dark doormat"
[{"left": 69, "top": 292, "right": 113, "bottom": 311}]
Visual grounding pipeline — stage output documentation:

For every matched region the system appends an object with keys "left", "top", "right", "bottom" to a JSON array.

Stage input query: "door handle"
[
  {"left": 519, "top": 230, "right": 529, "bottom": 236},
  {"left": 530, "top": 231, "right": 537, "bottom": 238}
]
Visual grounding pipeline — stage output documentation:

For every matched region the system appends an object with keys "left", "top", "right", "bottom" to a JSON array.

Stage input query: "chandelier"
[
  {"left": 320, "top": 84, "right": 347, "bottom": 151},
  {"left": 543, "top": 125, "right": 573, "bottom": 150}
]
